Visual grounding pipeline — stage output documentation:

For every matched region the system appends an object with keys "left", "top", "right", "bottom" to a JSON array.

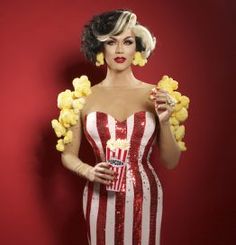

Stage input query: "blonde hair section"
[
  {"left": 132, "top": 24, "right": 156, "bottom": 58},
  {"left": 95, "top": 11, "right": 156, "bottom": 59}
]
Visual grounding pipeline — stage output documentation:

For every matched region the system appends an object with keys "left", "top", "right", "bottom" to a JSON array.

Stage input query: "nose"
[{"left": 115, "top": 42, "right": 124, "bottom": 54}]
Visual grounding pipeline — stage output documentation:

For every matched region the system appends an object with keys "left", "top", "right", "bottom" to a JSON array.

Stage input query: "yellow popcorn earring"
[
  {"left": 132, "top": 51, "right": 147, "bottom": 67},
  {"left": 95, "top": 52, "right": 105, "bottom": 66}
]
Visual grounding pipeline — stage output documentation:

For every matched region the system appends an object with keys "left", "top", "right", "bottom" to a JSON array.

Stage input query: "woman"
[{"left": 61, "top": 9, "right": 181, "bottom": 245}]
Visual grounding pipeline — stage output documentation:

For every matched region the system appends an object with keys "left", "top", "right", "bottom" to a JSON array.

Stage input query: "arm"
[
  {"left": 157, "top": 121, "right": 181, "bottom": 169},
  {"left": 61, "top": 112, "right": 115, "bottom": 184},
  {"left": 150, "top": 87, "right": 181, "bottom": 169},
  {"left": 61, "top": 112, "right": 93, "bottom": 178}
]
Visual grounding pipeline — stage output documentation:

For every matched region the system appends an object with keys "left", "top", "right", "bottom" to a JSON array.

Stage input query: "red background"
[{"left": 0, "top": 0, "right": 235, "bottom": 244}]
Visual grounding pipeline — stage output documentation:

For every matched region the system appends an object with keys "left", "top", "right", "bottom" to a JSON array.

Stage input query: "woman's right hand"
[{"left": 86, "top": 162, "right": 116, "bottom": 185}]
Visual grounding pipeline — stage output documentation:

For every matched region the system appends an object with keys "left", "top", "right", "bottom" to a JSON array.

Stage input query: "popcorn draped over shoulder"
[
  {"left": 156, "top": 75, "right": 190, "bottom": 151},
  {"left": 51, "top": 75, "right": 92, "bottom": 152}
]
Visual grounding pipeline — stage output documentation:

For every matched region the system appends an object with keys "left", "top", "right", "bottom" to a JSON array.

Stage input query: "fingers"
[
  {"left": 95, "top": 176, "right": 111, "bottom": 185},
  {"left": 95, "top": 171, "right": 115, "bottom": 181},
  {"left": 151, "top": 87, "right": 168, "bottom": 95},
  {"left": 156, "top": 103, "right": 174, "bottom": 113},
  {"left": 96, "top": 162, "right": 115, "bottom": 175},
  {"left": 93, "top": 162, "right": 116, "bottom": 185},
  {"left": 150, "top": 88, "right": 168, "bottom": 100}
]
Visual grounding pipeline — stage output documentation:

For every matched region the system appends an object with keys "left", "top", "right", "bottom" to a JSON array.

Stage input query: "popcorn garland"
[
  {"left": 156, "top": 75, "right": 190, "bottom": 151},
  {"left": 51, "top": 75, "right": 92, "bottom": 152}
]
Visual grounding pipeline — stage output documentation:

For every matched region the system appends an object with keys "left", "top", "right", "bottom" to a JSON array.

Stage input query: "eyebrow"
[{"left": 108, "top": 36, "right": 135, "bottom": 41}]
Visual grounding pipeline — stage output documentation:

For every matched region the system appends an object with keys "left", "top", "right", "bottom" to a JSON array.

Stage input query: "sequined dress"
[{"left": 82, "top": 111, "right": 163, "bottom": 245}]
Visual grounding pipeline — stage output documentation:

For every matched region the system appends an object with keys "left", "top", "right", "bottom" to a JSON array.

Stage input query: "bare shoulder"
[{"left": 140, "top": 81, "right": 156, "bottom": 90}]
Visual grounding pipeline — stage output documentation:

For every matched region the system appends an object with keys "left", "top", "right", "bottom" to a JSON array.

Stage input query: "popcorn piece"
[
  {"left": 63, "top": 130, "right": 73, "bottom": 144},
  {"left": 51, "top": 119, "right": 66, "bottom": 137},
  {"left": 59, "top": 109, "right": 79, "bottom": 128},
  {"left": 56, "top": 139, "right": 65, "bottom": 152},
  {"left": 57, "top": 89, "right": 74, "bottom": 109},
  {"left": 95, "top": 52, "right": 105, "bottom": 66},
  {"left": 72, "top": 98, "right": 85, "bottom": 113}
]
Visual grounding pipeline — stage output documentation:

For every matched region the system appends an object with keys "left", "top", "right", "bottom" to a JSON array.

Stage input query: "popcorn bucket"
[{"left": 105, "top": 146, "right": 129, "bottom": 192}]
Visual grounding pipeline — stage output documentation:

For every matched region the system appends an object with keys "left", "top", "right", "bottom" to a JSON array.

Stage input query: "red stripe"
[
  {"left": 119, "top": 166, "right": 126, "bottom": 191},
  {"left": 106, "top": 147, "right": 110, "bottom": 161},
  {"left": 142, "top": 118, "right": 160, "bottom": 244},
  {"left": 123, "top": 150, "right": 128, "bottom": 162},
  {"left": 130, "top": 112, "right": 146, "bottom": 245},
  {"left": 118, "top": 148, "right": 121, "bottom": 159},
  {"left": 96, "top": 112, "right": 110, "bottom": 245},
  {"left": 114, "top": 120, "right": 127, "bottom": 244}
]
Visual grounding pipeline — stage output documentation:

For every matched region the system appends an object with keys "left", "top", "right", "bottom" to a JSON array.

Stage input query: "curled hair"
[{"left": 81, "top": 9, "right": 156, "bottom": 64}]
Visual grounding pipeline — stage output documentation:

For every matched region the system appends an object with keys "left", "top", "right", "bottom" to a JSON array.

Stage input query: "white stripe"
[
  {"left": 105, "top": 116, "right": 116, "bottom": 245},
  {"left": 83, "top": 182, "right": 88, "bottom": 218},
  {"left": 156, "top": 178, "right": 163, "bottom": 245},
  {"left": 86, "top": 112, "right": 105, "bottom": 161},
  {"left": 124, "top": 115, "right": 134, "bottom": 245},
  {"left": 139, "top": 113, "right": 156, "bottom": 245},
  {"left": 90, "top": 182, "right": 100, "bottom": 245}
]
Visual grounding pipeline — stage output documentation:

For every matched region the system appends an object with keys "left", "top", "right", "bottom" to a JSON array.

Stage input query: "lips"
[{"left": 114, "top": 57, "right": 126, "bottom": 63}]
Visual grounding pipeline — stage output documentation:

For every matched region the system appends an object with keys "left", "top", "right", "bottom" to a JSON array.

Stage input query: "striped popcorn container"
[{"left": 105, "top": 144, "right": 129, "bottom": 192}]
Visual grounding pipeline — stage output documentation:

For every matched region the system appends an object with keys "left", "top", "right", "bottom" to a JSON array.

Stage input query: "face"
[{"left": 103, "top": 28, "right": 136, "bottom": 71}]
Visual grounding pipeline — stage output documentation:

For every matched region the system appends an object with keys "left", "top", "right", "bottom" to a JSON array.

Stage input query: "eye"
[
  {"left": 106, "top": 40, "right": 116, "bottom": 45},
  {"left": 124, "top": 40, "right": 134, "bottom": 45}
]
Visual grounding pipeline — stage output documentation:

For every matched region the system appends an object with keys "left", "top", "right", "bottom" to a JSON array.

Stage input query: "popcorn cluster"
[
  {"left": 51, "top": 75, "right": 92, "bottom": 152},
  {"left": 132, "top": 51, "right": 147, "bottom": 66},
  {"left": 106, "top": 138, "right": 130, "bottom": 151},
  {"left": 156, "top": 75, "right": 190, "bottom": 151}
]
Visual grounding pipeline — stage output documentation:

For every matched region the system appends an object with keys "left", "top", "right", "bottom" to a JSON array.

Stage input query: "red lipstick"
[{"left": 114, "top": 57, "right": 126, "bottom": 63}]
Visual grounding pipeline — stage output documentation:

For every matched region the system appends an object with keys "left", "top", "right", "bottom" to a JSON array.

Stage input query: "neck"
[{"left": 102, "top": 66, "right": 140, "bottom": 87}]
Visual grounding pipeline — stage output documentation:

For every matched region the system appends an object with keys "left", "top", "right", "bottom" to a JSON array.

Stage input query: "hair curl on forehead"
[{"left": 81, "top": 9, "right": 156, "bottom": 64}]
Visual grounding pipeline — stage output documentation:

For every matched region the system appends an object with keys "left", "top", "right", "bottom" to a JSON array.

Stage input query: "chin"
[{"left": 109, "top": 62, "right": 132, "bottom": 72}]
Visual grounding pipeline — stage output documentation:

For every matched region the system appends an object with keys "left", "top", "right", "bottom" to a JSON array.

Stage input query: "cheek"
[
  {"left": 126, "top": 46, "right": 136, "bottom": 58},
  {"left": 104, "top": 48, "right": 115, "bottom": 61}
]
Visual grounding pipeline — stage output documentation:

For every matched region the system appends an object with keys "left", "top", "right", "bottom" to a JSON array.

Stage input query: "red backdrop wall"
[{"left": 0, "top": 0, "right": 235, "bottom": 244}]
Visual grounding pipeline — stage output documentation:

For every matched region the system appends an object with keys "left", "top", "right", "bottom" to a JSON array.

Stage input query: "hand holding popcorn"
[{"left": 150, "top": 75, "right": 190, "bottom": 151}]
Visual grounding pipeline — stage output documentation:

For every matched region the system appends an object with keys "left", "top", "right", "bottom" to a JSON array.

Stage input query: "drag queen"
[{"left": 61, "top": 9, "right": 181, "bottom": 245}]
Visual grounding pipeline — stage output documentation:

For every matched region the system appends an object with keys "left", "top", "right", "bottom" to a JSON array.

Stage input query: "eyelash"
[
  {"left": 124, "top": 40, "right": 133, "bottom": 45},
  {"left": 106, "top": 40, "right": 134, "bottom": 46}
]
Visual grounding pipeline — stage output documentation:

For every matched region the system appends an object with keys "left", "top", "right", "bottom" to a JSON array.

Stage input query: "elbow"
[
  {"left": 161, "top": 151, "right": 181, "bottom": 170},
  {"left": 165, "top": 161, "right": 179, "bottom": 170},
  {"left": 61, "top": 152, "right": 67, "bottom": 162},
  {"left": 61, "top": 152, "right": 72, "bottom": 167},
  {"left": 61, "top": 153, "right": 67, "bottom": 167}
]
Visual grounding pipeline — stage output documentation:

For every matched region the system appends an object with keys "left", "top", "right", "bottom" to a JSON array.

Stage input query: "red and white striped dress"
[{"left": 82, "top": 111, "right": 163, "bottom": 245}]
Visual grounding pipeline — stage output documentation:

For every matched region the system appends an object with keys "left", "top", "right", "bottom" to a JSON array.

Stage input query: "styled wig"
[{"left": 81, "top": 9, "right": 156, "bottom": 64}]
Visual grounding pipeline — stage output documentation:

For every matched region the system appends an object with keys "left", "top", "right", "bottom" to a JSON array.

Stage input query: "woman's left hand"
[{"left": 150, "top": 88, "right": 175, "bottom": 124}]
